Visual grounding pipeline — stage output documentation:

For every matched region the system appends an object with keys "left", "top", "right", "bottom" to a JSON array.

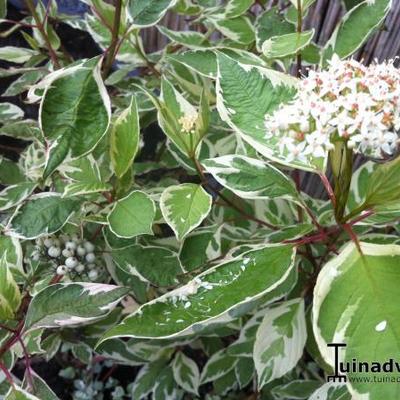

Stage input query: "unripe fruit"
[
  {"left": 65, "top": 241, "right": 77, "bottom": 251},
  {"left": 44, "top": 238, "right": 54, "bottom": 248},
  {"left": 62, "top": 249, "right": 73, "bottom": 258},
  {"left": 76, "top": 245, "right": 86, "bottom": 256},
  {"left": 88, "top": 270, "right": 98, "bottom": 281},
  {"left": 85, "top": 253, "right": 96, "bottom": 263},
  {"left": 48, "top": 246, "right": 61, "bottom": 258},
  {"left": 65, "top": 257, "right": 78, "bottom": 269},
  {"left": 83, "top": 241, "right": 95, "bottom": 252},
  {"left": 75, "top": 263, "right": 85, "bottom": 273},
  {"left": 56, "top": 265, "right": 68, "bottom": 275}
]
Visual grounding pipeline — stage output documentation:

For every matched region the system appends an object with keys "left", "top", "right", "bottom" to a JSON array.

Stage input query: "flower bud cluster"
[
  {"left": 178, "top": 111, "right": 198, "bottom": 134},
  {"left": 264, "top": 55, "right": 400, "bottom": 162},
  {"left": 32, "top": 234, "right": 103, "bottom": 281}
]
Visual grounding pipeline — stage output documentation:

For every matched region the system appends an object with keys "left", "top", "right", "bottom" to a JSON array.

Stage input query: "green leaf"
[
  {"left": 0, "top": 254, "right": 21, "bottom": 320},
  {"left": 215, "top": 52, "right": 322, "bottom": 172},
  {"left": 24, "top": 283, "right": 128, "bottom": 331},
  {"left": 0, "top": 183, "right": 36, "bottom": 212},
  {"left": 0, "top": 236, "right": 23, "bottom": 273},
  {"left": 129, "top": 0, "right": 177, "bottom": 27},
  {"left": 235, "top": 357, "right": 254, "bottom": 388},
  {"left": 0, "top": 47, "right": 36, "bottom": 63},
  {"left": 111, "top": 244, "right": 183, "bottom": 286},
  {"left": 37, "top": 58, "right": 111, "bottom": 178},
  {"left": 0, "top": 156, "right": 25, "bottom": 185},
  {"left": 111, "top": 96, "right": 140, "bottom": 178},
  {"left": 255, "top": 7, "right": 295, "bottom": 51},
  {"left": 131, "top": 360, "right": 167, "bottom": 398},
  {"left": 108, "top": 191, "right": 155, "bottom": 238},
  {"left": 364, "top": 156, "right": 400, "bottom": 208},
  {"left": 172, "top": 351, "right": 200, "bottom": 395},
  {"left": 313, "top": 242, "right": 400, "bottom": 399},
  {"left": 254, "top": 298, "right": 307, "bottom": 389},
  {"left": 6, "top": 193, "right": 80, "bottom": 239},
  {"left": 202, "top": 155, "right": 298, "bottom": 200},
  {"left": 63, "top": 182, "right": 112, "bottom": 197},
  {"left": 99, "top": 244, "right": 296, "bottom": 340},
  {"left": 160, "top": 183, "right": 212, "bottom": 241},
  {"left": 262, "top": 29, "right": 315, "bottom": 58},
  {"left": 22, "top": 370, "right": 59, "bottom": 400},
  {"left": 5, "top": 386, "right": 40, "bottom": 400},
  {"left": 327, "top": 0, "right": 392, "bottom": 59}
]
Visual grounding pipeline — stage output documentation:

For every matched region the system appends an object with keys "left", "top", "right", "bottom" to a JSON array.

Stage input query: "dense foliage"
[{"left": 0, "top": 0, "right": 399, "bottom": 399}]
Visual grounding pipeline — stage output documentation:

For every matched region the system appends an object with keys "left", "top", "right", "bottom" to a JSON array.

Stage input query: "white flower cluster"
[
  {"left": 32, "top": 234, "right": 103, "bottom": 281},
  {"left": 178, "top": 111, "right": 198, "bottom": 134},
  {"left": 264, "top": 55, "right": 400, "bottom": 162}
]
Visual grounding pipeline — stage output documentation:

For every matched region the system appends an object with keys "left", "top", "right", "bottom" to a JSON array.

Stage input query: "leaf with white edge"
[
  {"left": 5, "top": 386, "right": 40, "bottom": 400},
  {"left": 131, "top": 359, "right": 168, "bottom": 399},
  {"left": 235, "top": 357, "right": 254, "bottom": 389},
  {"left": 313, "top": 242, "right": 400, "bottom": 399},
  {"left": 211, "top": 15, "right": 255, "bottom": 44},
  {"left": 160, "top": 183, "right": 212, "bottom": 241},
  {"left": 129, "top": 0, "right": 177, "bottom": 28},
  {"left": 326, "top": 0, "right": 392, "bottom": 59},
  {"left": 6, "top": 193, "right": 80, "bottom": 240},
  {"left": 158, "top": 78, "right": 205, "bottom": 156},
  {"left": 0, "top": 254, "right": 21, "bottom": 320},
  {"left": 308, "top": 382, "right": 351, "bottom": 400},
  {"left": 262, "top": 30, "right": 314, "bottom": 58},
  {"left": 0, "top": 182, "right": 36, "bottom": 212},
  {"left": 34, "top": 58, "right": 111, "bottom": 178},
  {"left": 153, "top": 366, "right": 180, "bottom": 400},
  {"left": 0, "top": 156, "right": 25, "bottom": 185},
  {"left": 111, "top": 244, "right": 183, "bottom": 287},
  {"left": 254, "top": 298, "right": 307, "bottom": 389},
  {"left": 172, "top": 351, "right": 200, "bottom": 395},
  {"left": 0, "top": 103, "right": 23, "bottom": 121},
  {"left": 200, "top": 349, "right": 237, "bottom": 384},
  {"left": 108, "top": 191, "right": 155, "bottom": 238},
  {"left": 225, "top": 0, "right": 254, "bottom": 18},
  {"left": 24, "top": 283, "right": 128, "bottom": 331},
  {"left": 99, "top": 244, "right": 296, "bottom": 340},
  {"left": 271, "top": 380, "right": 322, "bottom": 399},
  {"left": 289, "top": 0, "right": 316, "bottom": 9},
  {"left": 110, "top": 96, "right": 140, "bottom": 178},
  {"left": 0, "top": 236, "right": 23, "bottom": 272},
  {"left": 202, "top": 155, "right": 298, "bottom": 200},
  {"left": 255, "top": 7, "right": 295, "bottom": 51},
  {"left": 0, "top": 47, "right": 36, "bottom": 63},
  {"left": 158, "top": 26, "right": 209, "bottom": 48},
  {"left": 22, "top": 370, "right": 59, "bottom": 400},
  {"left": 215, "top": 53, "right": 322, "bottom": 172},
  {"left": 63, "top": 181, "right": 112, "bottom": 197}
]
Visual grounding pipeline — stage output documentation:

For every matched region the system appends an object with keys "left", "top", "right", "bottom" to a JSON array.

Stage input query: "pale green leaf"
[
  {"left": 158, "top": 26, "right": 209, "bottom": 48},
  {"left": 5, "top": 386, "right": 40, "bottom": 400},
  {"left": 211, "top": 15, "right": 255, "bottom": 44},
  {"left": 254, "top": 298, "right": 307, "bottom": 388},
  {"left": 308, "top": 382, "right": 351, "bottom": 400},
  {"left": 202, "top": 155, "right": 298, "bottom": 200},
  {"left": 172, "top": 351, "right": 200, "bottom": 395},
  {"left": 108, "top": 191, "right": 155, "bottom": 238},
  {"left": 0, "top": 254, "right": 21, "bottom": 320},
  {"left": 160, "top": 183, "right": 212, "bottom": 241},
  {"left": 225, "top": 0, "right": 254, "bottom": 18},
  {"left": 262, "top": 29, "right": 314, "bottom": 58},
  {"left": 111, "top": 96, "right": 140, "bottom": 178},
  {"left": 0, "top": 103, "right": 24, "bottom": 121},
  {"left": 0, "top": 47, "right": 36, "bottom": 63},
  {"left": 313, "top": 242, "right": 400, "bottom": 399},
  {"left": 327, "top": 0, "right": 392, "bottom": 59}
]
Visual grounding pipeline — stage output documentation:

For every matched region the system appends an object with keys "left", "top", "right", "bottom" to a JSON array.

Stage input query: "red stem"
[{"left": 319, "top": 172, "right": 336, "bottom": 208}]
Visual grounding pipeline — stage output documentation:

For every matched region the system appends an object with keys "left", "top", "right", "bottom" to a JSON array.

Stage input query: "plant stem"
[
  {"left": 102, "top": 0, "right": 123, "bottom": 78},
  {"left": 24, "top": 0, "right": 60, "bottom": 69},
  {"left": 296, "top": 0, "right": 302, "bottom": 77}
]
